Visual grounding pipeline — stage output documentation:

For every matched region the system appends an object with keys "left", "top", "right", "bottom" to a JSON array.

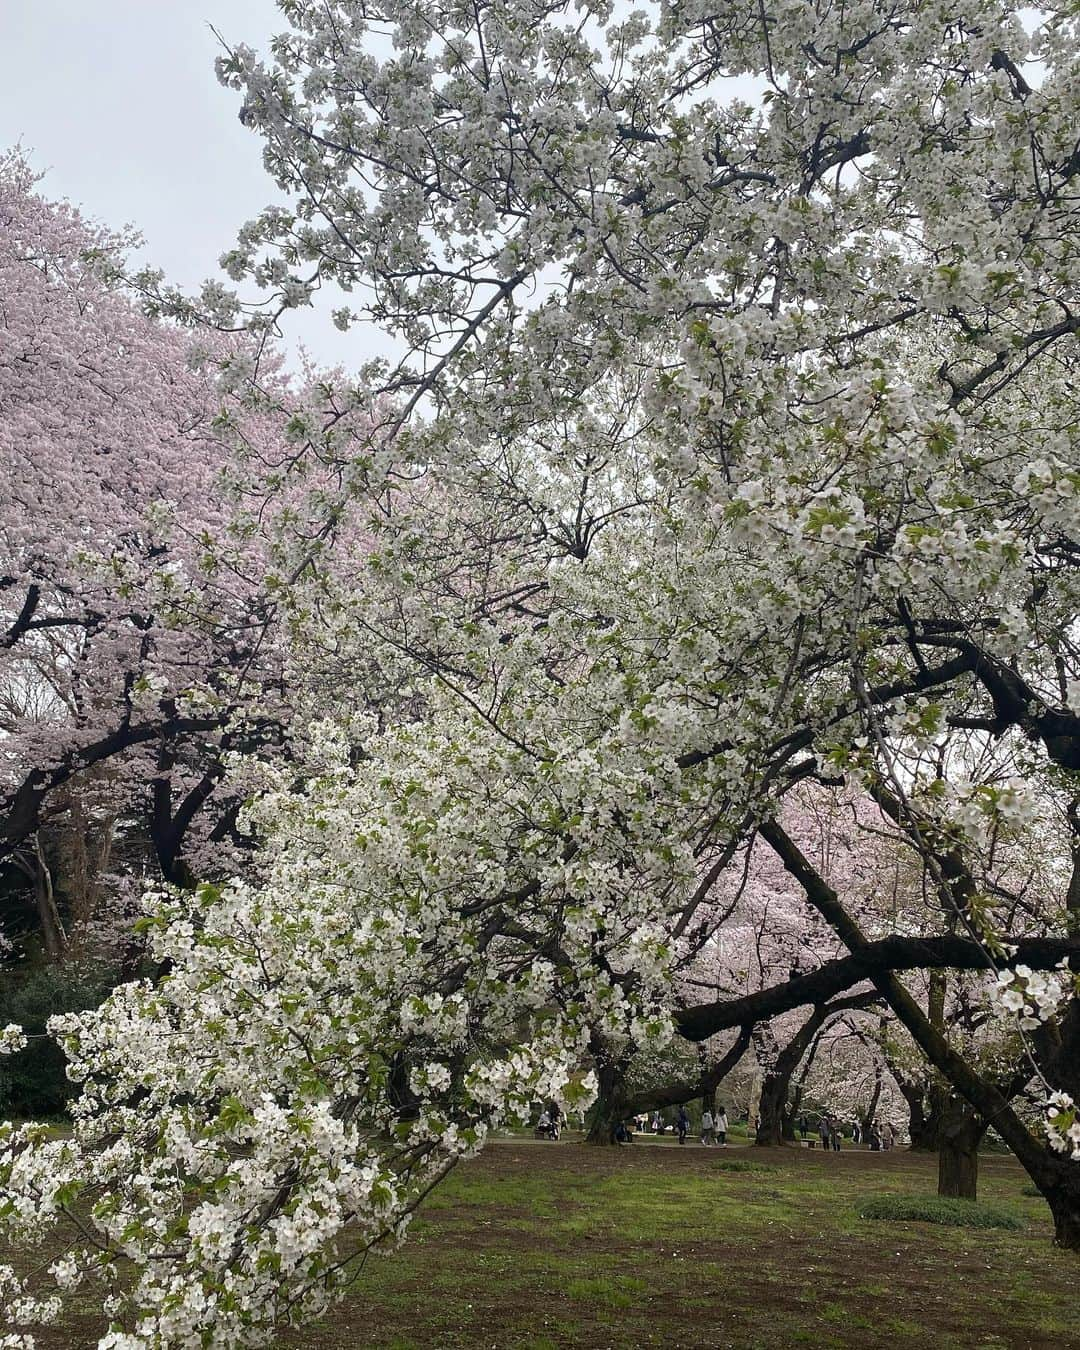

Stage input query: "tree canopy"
[{"left": 2, "top": 1, "right": 1080, "bottom": 1345}]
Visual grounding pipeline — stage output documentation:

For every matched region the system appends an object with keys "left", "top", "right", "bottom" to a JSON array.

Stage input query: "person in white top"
[
  {"left": 701, "top": 1108, "right": 715, "bottom": 1145},
  {"left": 715, "top": 1107, "right": 728, "bottom": 1145}
]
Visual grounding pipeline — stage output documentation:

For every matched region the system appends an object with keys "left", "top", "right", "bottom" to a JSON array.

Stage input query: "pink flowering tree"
[{"left": 0, "top": 152, "right": 304, "bottom": 962}]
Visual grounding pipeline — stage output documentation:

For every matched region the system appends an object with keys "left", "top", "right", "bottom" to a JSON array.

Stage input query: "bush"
[
  {"left": 0, "top": 962, "right": 118, "bottom": 1118},
  {"left": 857, "top": 1193, "right": 1023, "bottom": 1231}
]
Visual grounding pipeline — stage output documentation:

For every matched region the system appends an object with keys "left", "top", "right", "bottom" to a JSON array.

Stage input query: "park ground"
[
  {"left": 6, "top": 1137, "right": 1078, "bottom": 1348},
  {"left": 292, "top": 1138, "right": 1078, "bottom": 1350}
]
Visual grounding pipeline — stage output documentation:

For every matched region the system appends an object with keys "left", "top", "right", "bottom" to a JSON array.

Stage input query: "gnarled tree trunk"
[
  {"left": 585, "top": 1040, "right": 631, "bottom": 1144},
  {"left": 937, "top": 1097, "right": 987, "bottom": 1199},
  {"left": 898, "top": 1078, "right": 948, "bottom": 1151}
]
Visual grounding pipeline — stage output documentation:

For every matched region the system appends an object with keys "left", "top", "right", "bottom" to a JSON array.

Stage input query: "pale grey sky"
[
  {"left": 3, "top": 3, "right": 771, "bottom": 378},
  {"left": 1, "top": 1, "right": 363, "bottom": 369}
]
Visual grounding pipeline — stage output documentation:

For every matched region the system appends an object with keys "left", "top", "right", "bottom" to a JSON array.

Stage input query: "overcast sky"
[{"left": 1, "top": 1, "right": 365, "bottom": 370}]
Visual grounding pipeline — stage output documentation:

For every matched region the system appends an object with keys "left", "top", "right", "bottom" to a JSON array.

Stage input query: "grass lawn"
[{"left": 6, "top": 1138, "right": 1078, "bottom": 1348}]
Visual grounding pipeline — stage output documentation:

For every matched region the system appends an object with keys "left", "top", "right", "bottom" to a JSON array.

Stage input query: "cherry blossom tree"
[
  {"left": 4, "top": 0, "right": 1080, "bottom": 1343},
  {"left": 0, "top": 151, "right": 299, "bottom": 956}
]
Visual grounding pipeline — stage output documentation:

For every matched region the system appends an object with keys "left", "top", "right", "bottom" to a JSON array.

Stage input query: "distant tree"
[{"left": 0, "top": 152, "right": 292, "bottom": 952}]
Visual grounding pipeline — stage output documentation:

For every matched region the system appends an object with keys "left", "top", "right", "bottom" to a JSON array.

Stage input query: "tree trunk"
[
  {"left": 755, "top": 1072, "right": 787, "bottom": 1146},
  {"left": 585, "top": 1049, "right": 627, "bottom": 1145},
  {"left": 860, "top": 1064, "right": 883, "bottom": 1141},
  {"left": 1048, "top": 1183, "right": 1080, "bottom": 1250},
  {"left": 938, "top": 1134, "right": 979, "bottom": 1199},
  {"left": 937, "top": 1103, "right": 986, "bottom": 1200},
  {"left": 893, "top": 1075, "right": 949, "bottom": 1151},
  {"left": 1022, "top": 1154, "right": 1080, "bottom": 1250},
  {"left": 903, "top": 1089, "right": 932, "bottom": 1149},
  {"left": 905, "top": 1085, "right": 938, "bottom": 1150},
  {"left": 31, "top": 836, "right": 66, "bottom": 961},
  {"left": 783, "top": 1032, "right": 822, "bottom": 1142}
]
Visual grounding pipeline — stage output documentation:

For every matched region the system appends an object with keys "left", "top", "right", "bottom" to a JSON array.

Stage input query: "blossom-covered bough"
[{"left": 3, "top": 0, "right": 1080, "bottom": 1342}]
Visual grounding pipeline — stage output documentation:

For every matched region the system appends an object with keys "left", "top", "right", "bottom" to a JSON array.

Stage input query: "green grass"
[
  {"left": 276, "top": 1143, "right": 1079, "bottom": 1347},
  {"left": 857, "top": 1192, "right": 1024, "bottom": 1230},
  {"left": 564, "top": 1275, "right": 647, "bottom": 1307},
  {"left": 709, "top": 1156, "right": 777, "bottom": 1172},
  {"left": 4, "top": 1139, "right": 1078, "bottom": 1348}
]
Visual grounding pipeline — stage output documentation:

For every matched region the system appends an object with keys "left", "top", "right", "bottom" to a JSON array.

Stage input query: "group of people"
[
  {"left": 699, "top": 1106, "right": 729, "bottom": 1145},
  {"left": 553, "top": 1103, "right": 899, "bottom": 1150},
  {"left": 669, "top": 1104, "right": 729, "bottom": 1145},
  {"left": 628, "top": 1111, "right": 670, "bottom": 1135},
  {"left": 793, "top": 1114, "right": 900, "bottom": 1151},
  {"left": 858, "top": 1120, "right": 898, "bottom": 1151},
  {"left": 611, "top": 1104, "right": 731, "bottom": 1146}
]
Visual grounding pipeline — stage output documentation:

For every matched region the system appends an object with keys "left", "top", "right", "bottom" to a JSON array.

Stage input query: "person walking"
[
  {"left": 701, "top": 1107, "right": 715, "bottom": 1146},
  {"left": 818, "top": 1117, "right": 830, "bottom": 1151},
  {"left": 716, "top": 1106, "right": 728, "bottom": 1146},
  {"left": 798, "top": 1115, "right": 808, "bottom": 1140},
  {"left": 677, "top": 1105, "right": 690, "bottom": 1145},
  {"left": 830, "top": 1118, "right": 842, "bottom": 1152}
]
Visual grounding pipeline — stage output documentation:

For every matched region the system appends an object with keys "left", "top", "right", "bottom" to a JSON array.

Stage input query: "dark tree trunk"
[
  {"left": 1021, "top": 1153, "right": 1080, "bottom": 1250},
  {"left": 937, "top": 1102, "right": 986, "bottom": 1200},
  {"left": 1048, "top": 1184, "right": 1080, "bottom": 1250},
  {"left": 28, "top": 837, "right": 66, "bottom": 961},
  {"left": 860, "top": 1064, "right": 883, "bottom": 1142},
  {"left": 586, "top": 1048, "right": 628, "bottom": 1145},
  {"left": 938, "top": 1134, "right": 979, "bottom": 1199},
  {"left": 784, "top": 1029, "right": 824, "bottom": 1141},
  {"left": 903, "top": 1089, "right": 932, "bottom": 1150},
  {"left": 898, "top": 1079, "right": 947, "bottom": 1151},
  {"left": 755, "top": 1072, "right": 787, "bottom": 1147}
]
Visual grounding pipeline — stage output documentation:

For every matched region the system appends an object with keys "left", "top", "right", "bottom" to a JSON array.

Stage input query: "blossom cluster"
[
  {"left": 990, "top": 962, "right": 1077, "bottom": 1031},
  {"left": 0, "top": 1025, "right": 27, "bottom": 1056},
  {"left": 1046, "top": 1093, "right": 1080, "bottom": 1161}
]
